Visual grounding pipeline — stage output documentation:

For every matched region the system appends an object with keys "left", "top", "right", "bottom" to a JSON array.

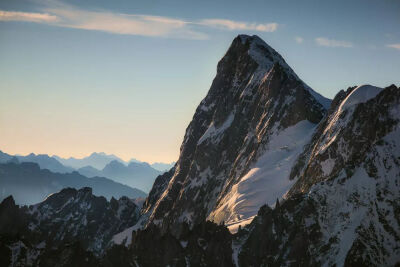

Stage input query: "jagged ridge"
[
  {"left": 0, "top": 187, "right": 140, "bottom": 261},
  {"left": 142, "top": 34, "right": 330, "bottom": 233}
]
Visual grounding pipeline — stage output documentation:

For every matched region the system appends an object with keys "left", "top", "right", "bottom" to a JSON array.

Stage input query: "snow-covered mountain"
[
  {"left": 111, "top": 35, "right": 399, "bottom": 266},
  {"left": 235, "top": 83, "right": 400, "bottom": 266},
  {"left": 141, "top": 34, "right": 330, "bottom": 232}
]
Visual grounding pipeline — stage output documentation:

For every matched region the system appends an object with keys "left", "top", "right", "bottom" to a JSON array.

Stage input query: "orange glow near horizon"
[{"left": 0, "top": 104, "right": 185, "bottom": 164}]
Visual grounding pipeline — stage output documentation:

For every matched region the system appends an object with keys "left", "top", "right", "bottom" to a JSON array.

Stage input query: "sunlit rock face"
[
  {"left": 238, "top": 84, "right": 400, "bottom": 266},
  {"left": 142, "top": 34, "right": 330, "bottom": 233}
]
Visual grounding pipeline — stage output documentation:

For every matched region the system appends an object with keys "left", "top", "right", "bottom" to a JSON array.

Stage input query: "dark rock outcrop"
[
  {"left": 0, "top": 187, "right": 140, "bottom": 261},
  {"left": 103, "top": 221, "right": 234, "bottom": 267}
]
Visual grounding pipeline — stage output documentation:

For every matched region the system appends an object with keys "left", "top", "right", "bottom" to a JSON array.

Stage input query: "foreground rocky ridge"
[{"left": 0, "top": 187, "right": 140, "bottom": 265}]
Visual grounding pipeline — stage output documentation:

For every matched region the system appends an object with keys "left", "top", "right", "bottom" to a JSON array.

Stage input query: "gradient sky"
[{"left": 0, "top": 0, "right": 399, "bottom": 163}]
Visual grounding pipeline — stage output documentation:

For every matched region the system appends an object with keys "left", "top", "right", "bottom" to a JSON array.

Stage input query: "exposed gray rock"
[
  {"left": 143, "top": 34, "right": 330, "bottom": 233},
  {"left": 0, "top": 187, "right": 140, "bottom": 258}
]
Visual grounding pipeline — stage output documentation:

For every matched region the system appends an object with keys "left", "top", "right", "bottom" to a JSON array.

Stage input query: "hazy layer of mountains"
[
  {"left": 0, "top": 162, "right": 147, "bottom": 205},
  {"left": 1, "top": 35, "right": 399, "bottom": 266},
  {"left": 0, "top": 151, "right": 173, "bottom": 194},
  {"left": 78, "top": 160, "right": 162, "bottom": 192},
  {"left": 54, "top": 152, "right": 174, "bottom": 172},
  {"left": 0, "top": 151, "right": 75, "bottom": 174}
]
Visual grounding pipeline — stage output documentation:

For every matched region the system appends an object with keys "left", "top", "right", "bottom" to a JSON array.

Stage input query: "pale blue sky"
[{"left": 0, "top": 0, "right": 399, "bottom": 163}]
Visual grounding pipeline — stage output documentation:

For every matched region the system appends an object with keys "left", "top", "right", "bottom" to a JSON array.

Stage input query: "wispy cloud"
[
  {"left": 45, "top": 7, "right": 207, "bottom": 39},
  {"left": 386, "top": 43, "right": 400, "bottom": 50},
  {"left": 0, "top": 10, "right": 57, "bottom": 23},
  {"left": 0, "top": 2, "right": 278, "bottom": 39},
  {"left": 295, "top": 36, "right": 304, "bottom": 44},
  {"left": 315, "top": 37, "right": 353, "bottom": 48},
  {"left": 198, "top": 19, "right": 278, "bottom": 32}
]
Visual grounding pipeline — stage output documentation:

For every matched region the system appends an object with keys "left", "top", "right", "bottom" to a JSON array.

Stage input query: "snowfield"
[{"left": 209, "top": 120, "right": 317, "bottom": 232}]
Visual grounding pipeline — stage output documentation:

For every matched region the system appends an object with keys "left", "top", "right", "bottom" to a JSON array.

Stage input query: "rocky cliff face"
[
  {"left": 143, "top": 34, "right": 330, "bottom": 232},
  {"left": 289, "top": 84, "right": 399, "bottom": 194},
  {"left": 133, "top": 36, "right": 400, "bottom": 266},
  {"left": 28, "top": 187, "right": 140, "bottom": 254},
  {"left": 235, "top": 84, "right": 400, "bottom": 266},
  {"left": 0, "top": 187, "right": 140, "bottom": 266}
]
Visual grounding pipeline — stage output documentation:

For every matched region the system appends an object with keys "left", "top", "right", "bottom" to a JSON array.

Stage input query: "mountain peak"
[
  {"left": 214, "top": 34, "right": 330, "bottom": 109},
  {"left": 229, "top": 34, "right": 295, "bottom": 78},
  {"left": 128, "top": 161, "right": 151, "bottom": 168},
  {"left": 143, "top": 35, "right": 331, "bottom": 232},
  {"left": 0, "top": 195, "right": 16, "bottom": 208},
  {"left": 340, "top": 84, "right": 382, "bottom": 110},
  {"left": 90, "top": 152, "right": 108, "bottom": 157}
]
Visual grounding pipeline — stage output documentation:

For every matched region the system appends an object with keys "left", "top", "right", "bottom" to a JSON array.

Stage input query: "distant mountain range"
[
  {"left": 0, "top": 151, "right": 174, "bottom": 193},
  {"left": 149, "top": 162, "right": 176, "bottom": 172},
  {"left": 0, "top": 161, "right": 147, "bottom": 205},
  {"left": 0, "top": 151, "right": 74, "bottom": 173},
  {"left": 78, "top": 160, "right": 163, "bottom": 192},
  {"left": 54, "top": 152, "right": 173, "bottom": 191},
  {"left": 53, "top": 152, "right": 123, "bottom": 170},
  {"left": 54, "top": 152, "right": 175, "bottom": 171}
]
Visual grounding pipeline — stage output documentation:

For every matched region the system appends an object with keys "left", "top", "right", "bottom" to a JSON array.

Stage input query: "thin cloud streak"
[
  {"left": 198, "top": 19, "right": 278, "bottom": 32},
  {"left": 0, "top": 10, "right": 57, "bottom": 23},
  {"left": 386, "top": 43, "right": 400, "bottom": 50},
  {"left": 46, "top": 7, "right": 207, "bottom": 40},
  {"left": 0, "top": 4, "right": 278, "bottom": 39},
  {"left": 315, "top": 37, "right": 353, "bottom": 48}
]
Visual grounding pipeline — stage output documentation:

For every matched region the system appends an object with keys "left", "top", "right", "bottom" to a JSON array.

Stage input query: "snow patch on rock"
[
  {"left": 198, "top": 112, "right": 235, "bottom": 145},
  {"left": 341, "top": 85, "right": 382, "bottom": 110},
  {"left": 320, "top": 158, "right": 335, "bottom": 176},
  {"left": 209, "top": 120, "right": 317, "bottom": 233}
]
